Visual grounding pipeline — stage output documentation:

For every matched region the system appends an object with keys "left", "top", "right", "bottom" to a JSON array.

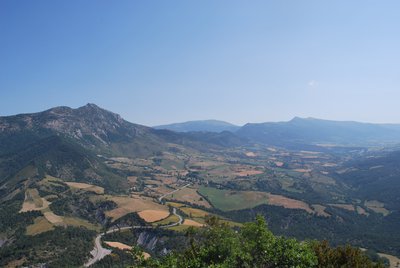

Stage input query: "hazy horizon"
[
  {"left": 3, "top": 102, "right": 400, "bottom": 128},
  {"left": 2, "top": 1, "right": 400, "bottom": 126}
]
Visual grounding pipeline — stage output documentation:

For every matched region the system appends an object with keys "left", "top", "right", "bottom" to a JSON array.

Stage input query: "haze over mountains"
[
  {"left": 156, "top": 116, "right": 400, "bottom": 147},
  {"left": 4, "top": 104, "right": 400, "bottom": 151},
  {"left": 154, "top": 120, "right": 240, "bottom": 133}
]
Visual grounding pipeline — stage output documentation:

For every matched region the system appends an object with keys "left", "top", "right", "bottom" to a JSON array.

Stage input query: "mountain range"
[
  {"left": 154, "top": 120, "right": 240, "bottom": 133},
  {"left": 1, "top": 104, "right": 400, "bottom": 267},
  {"left": 155, "top": 116, "right": 400, "bottom": 147}
]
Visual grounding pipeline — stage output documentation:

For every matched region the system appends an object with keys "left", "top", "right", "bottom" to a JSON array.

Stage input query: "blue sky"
[{"left": 1, "top": 1, "right": 400, "bottom": 126}]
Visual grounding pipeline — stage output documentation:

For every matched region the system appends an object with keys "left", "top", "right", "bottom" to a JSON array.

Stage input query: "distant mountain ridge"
[
  {"left": 154, "top": 119, "right": 240, "bottom": 133},
  {"left": 236, "top": 117, "right": 400, "bottom": 147},
  {"left": 155, "top": 116, "right": 400, "bottom": 147}
]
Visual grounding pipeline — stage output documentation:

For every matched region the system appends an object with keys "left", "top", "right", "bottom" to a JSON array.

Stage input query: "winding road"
[{"left": 84, "top": 184, "right": 189, "bottom": 267}]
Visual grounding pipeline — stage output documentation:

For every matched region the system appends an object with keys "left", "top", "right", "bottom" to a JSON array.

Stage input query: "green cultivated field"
[{"left": 198, "top": 186, "right": 269, "bottom": 211}]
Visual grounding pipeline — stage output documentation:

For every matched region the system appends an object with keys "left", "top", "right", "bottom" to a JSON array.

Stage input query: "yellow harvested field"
[
  {"left": 377, "top": 253, "right": 400, "bottom": 268},
  {"left": 26, "top": 217, "right": 54, "bottom": 235},
  {"left": 138, "top": 210, "right": 170, "bottom": 222},
  {"left": 167, "top": 187, "right": 211, "bottom": 208},
  {"left": 364, "top": 200, "right": 390, "bottom": 216},
  {"left": 153, "top": 214, "right": 180, "bottom": 226},
  {"left": 329, "top": 204, "right": 355, "bottom": 211},
  {"left": 105, "top": 241, "right": 132, "bottom": 250},
  {"left": 166, "top": 201, "right": 185, "bottom": 208},
  {"left": 105, "top": 241, "right": 151, "bottom": 259},
  {"left": 311, "top": 204, "right": 330, "bottom": 217},
  {"left": 20, "top": 201, "right": 40, "bottom": 212},
  {"left": 245, "top": 152, "right": 257, "bottom": 157},
  {"left": 293, "top": 169, "right": 312, "bottom": 173},
  {"left": 180, "top": 207, "right": 209, "bottom": 218},
  {"left": 43, "top": 211, "right": 63, "bottom": 224},
  {"left": 20, "top": 189, "right": 50, "bottom": 212},
  {"left": 356, "top": 206, "right": 369, "bottom": 216},
  {"left": 183, "top": 219, "right": 205, "bottom": 227},
  {"left": 105, "top": 195, "right": 168, "bottom": 220},
  {"left": 274, "top": 161, "right": 284, "bottom": 167},
  {"left": 127, "top": 176, "right": 138, "bottom": 184},
  {"left": 268, "top": 194, "right": 313, "bottom": 213},
  {"left": 65, "top": 182, "right": 104, "bottom": 194}
]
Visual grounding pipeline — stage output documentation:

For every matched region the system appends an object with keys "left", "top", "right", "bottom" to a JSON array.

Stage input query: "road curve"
[
  {"left": 84, "top": 234, "right": 111, "bottom": 267},
  {"left": 85, "top": 185, "right": 189, "bottom": 267}
]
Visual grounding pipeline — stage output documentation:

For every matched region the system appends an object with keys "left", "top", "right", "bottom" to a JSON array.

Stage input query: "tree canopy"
[{"left": 129, "top": 215, "right": 386, "bottom": 268}]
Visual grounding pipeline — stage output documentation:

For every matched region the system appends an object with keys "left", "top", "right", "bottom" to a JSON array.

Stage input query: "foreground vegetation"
[{"left": 130, "top": 216, "right": 387, "bottom": 268}]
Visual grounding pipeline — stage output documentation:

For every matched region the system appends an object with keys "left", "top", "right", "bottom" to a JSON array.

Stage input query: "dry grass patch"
[
  {"left": 268, "top": 194, "right": 313, "bottom": 213},
  {"left": 356, "top": 206, "right": 369, "bottom": 216},
  {"left": 43, "top": 211, "right": 63, "bottom": 224},
  {"left": 127, "top": 176, "right": 138, "bottom": 184},
  {"left": 244, "top": 152, "right": 257, "bottom": 157},
  {"left": 153, "top": 214, "right": 180, "bottom": 226},
  {"left": 104, "top": 241, "right": 150, "bottom": 259},
  {"left": 180, "top": 207, "right": 209, "bottom": 218},
  {"left": 138, "top": 210, "right": 170, "bottom": 223},
  {"left": 166, "top": 202, "right": 185, "bottom": 208},
  {"left": 65, "top": 182, "right": 104, "bottom": 194},
  {"left": 293, "top": 169, "right": 312, "bottom": 173},
  {"left": 364, "top": 200, "right": 390, "bottom": 216},
  {"left": 166, "top": 187, "right": 211, "bottom": 208},
  {"left": 329, "top": 204, "right": 355, "bottom": 211},
  {"left": 26, "top": 217, "right": 54, "bottom": 235},
  {"left": 63, "top": 217, "right": 99, "bottom": 231},
  {"left": 311, "top": 204, "right": 330, "bottom": 217},
  {"left": 105, "top": 195, "right": 167, "bottom": 220},
  {"left": 20, "top": 189, "right": 50, "bottom": 212},
  {"left": 183, "top": 219, "right": 205, "bottom": 227},
  {"left": 105, "top": 241, "right": 132, "bottom": 250}
]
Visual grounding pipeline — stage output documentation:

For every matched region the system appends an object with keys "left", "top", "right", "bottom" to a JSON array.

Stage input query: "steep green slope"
[
  {"left": 0, "top": 135, "right": 128, "bottom": 196},
  {"left": 336, "top": 150, "right": 400, "bottom": 210}
]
